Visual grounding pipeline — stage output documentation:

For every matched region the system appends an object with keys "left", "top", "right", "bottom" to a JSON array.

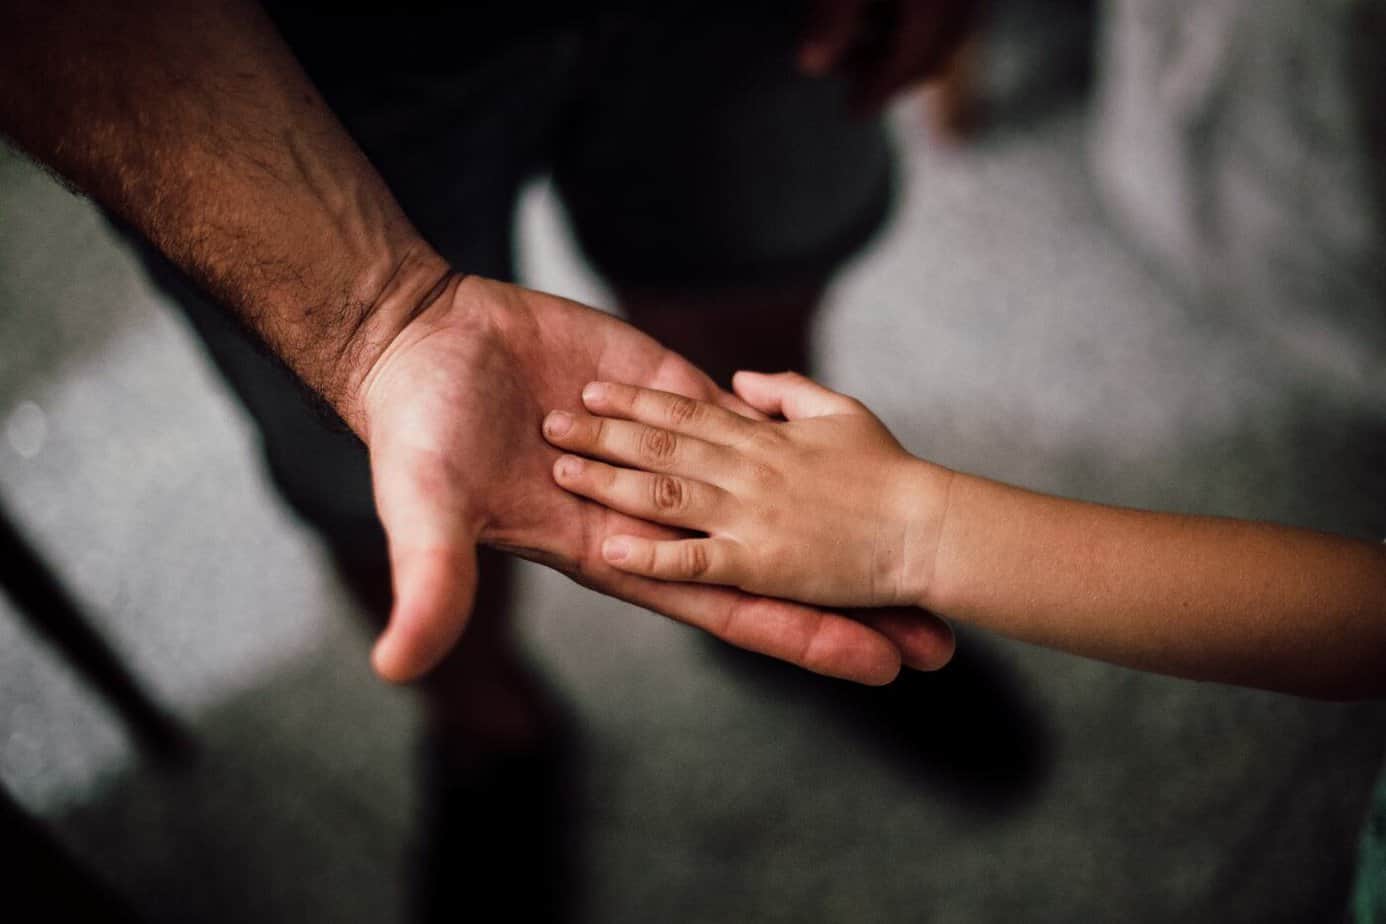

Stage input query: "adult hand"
[
  {"left": 356, "top": 276, "right": 956, "bottom": 685},
  {"left": 798, "top": 0, "right": 978, "bottom": 114},
  {"left": 0, "top": 0, "right": 952, "bottom": 687}
]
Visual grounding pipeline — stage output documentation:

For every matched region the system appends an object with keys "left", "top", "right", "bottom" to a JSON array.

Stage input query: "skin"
[
  {"left": 545, "top": 372, "right": 1386, "bottom": 701},
  {"left": 360, "top": 278, "right": 957, "bottom": 685},
  {"left": 0, "top": 0, "right": 956, "bottom": 687}
]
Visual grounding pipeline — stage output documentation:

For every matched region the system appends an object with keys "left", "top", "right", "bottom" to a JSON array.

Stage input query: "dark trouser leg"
[
  {"left": 552, "top": 9, "right": 893, "bottom": 389},
  {"left": 618, "top": 282, "right": 825, "bottom": 390}
]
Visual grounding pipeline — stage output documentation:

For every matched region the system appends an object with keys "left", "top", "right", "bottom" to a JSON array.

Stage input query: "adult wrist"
[{"left": 323, "top": 244, "right": 456, "bottom": 438}]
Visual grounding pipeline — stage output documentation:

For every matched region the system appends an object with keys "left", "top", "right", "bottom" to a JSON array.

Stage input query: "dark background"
[{"left": 3, "top": 2, "right": 1384, "bottom": 920}]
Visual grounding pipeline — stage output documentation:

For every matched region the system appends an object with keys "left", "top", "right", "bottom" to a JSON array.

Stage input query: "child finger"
[
  {"left": 552, "top": 455, "right": 728, "bottom": 531},
  {"left": 581, "top": 381, "right": 759, "bottom": 445},
  {"left": 543, "top": 410, "right": 733, "bottom": 479},
  {"left": 731, "top": 370, "right": 862, "bottom": 420},
  {"left": 600, "top": 534, "right": 743, "bottom": 586}
]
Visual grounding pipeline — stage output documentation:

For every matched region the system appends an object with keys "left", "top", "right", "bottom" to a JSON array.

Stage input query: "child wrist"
[{"left": 893, "top": 458, "right": 957, "bottom": 611}]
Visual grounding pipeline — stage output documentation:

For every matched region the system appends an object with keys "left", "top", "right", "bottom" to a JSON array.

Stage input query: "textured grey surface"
[
  {"left": 3, "top": 16, "right": 1386, "bottom": 922},
  {"left": 1092, "top": 0, "right": 1386, "bottom": 393}
]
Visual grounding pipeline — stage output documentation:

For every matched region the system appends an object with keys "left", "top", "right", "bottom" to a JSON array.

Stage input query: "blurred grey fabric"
[{"left": 1093, "top": 0, "right": 1386, "bottom": 385}]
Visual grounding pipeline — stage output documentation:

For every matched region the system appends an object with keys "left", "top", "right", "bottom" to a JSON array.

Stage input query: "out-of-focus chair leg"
[{"left": 0, "top": 501, "right": 192, "bottom": 762}]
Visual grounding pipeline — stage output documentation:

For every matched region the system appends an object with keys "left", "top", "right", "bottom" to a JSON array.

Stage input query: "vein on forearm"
[{"left": 0, "top": 0, "right": 443, "bottom": 422}]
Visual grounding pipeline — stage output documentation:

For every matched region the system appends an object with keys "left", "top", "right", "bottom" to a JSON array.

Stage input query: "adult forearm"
[
  {"left": 923, "top": 473, "right": 1386, "bottom": 699},
  {"left": 0, "top": 0, "right": 447, "bottom": 432}
]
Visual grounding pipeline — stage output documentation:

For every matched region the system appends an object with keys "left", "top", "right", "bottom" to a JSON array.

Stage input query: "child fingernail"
[
  {"left": 582, "top": 382, "right": 606, "bottom": 403},
  {"left": 603, "top": 537, "right": 630, "bottom": 562},
  {"left": 556, "top": 456, "right": 583, "bottom": 479},
  {"left": 545, "top": 411, "right": 573, "bottom": 437}
]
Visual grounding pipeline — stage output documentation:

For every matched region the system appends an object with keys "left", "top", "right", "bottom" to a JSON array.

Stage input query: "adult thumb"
[
  {"left": 366, "top": 432, "right": 485, "bottom": 683},
  {"left": 370, "top": 539, "right": 480, "bottom": 683}
]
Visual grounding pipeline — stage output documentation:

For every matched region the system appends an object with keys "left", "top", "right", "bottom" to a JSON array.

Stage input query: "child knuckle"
[
  {"left": 590, "top": 416, "right": 610, "bottom": 447},
  {"left": 744, "top": 458, "right": 778, "bottom": 487},
  {"left": 748, "top": 426, "right": 785, "bottom": 453},
  {"left": 665, "top": 395, "right": 701, "bottom": 428},
  {"left": 682, "top": 542, "right": 712, "bottom": 578},
  {"left": 639, "top": 426, "right": 678, "bottom": 464},
  {"left": 651, "top": 474, "right": 687, "bottom": 512}
]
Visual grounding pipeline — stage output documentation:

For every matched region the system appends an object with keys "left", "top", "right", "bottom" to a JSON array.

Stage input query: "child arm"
[
  {"left": 544, "top": 371, "right": 1386, "bottom": 699},
  {"left": 931, "top": 470, "right": 1386, "bottom": 700}
]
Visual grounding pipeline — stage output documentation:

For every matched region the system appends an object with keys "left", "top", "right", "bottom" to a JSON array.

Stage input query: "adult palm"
[{"left": 359, "top": 276, "right": 954, "bottom": 684}]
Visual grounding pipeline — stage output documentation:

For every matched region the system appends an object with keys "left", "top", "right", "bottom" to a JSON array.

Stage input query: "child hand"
[{"left": 541, "top": 371, "right": 954, "bottom": 609}]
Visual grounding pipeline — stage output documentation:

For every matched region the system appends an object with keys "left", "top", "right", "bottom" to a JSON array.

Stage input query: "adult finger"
[
  {"left": 567, "top": 551, "right": 904, "bottom": 686},
  {"left": 854, "top": 606, "right": 956, "bottom": 671},
  {"left": 368, "top": 441, "right": 484, "bottom": 684}
]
